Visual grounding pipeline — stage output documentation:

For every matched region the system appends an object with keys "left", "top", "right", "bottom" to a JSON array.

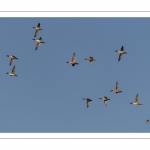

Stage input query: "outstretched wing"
[
  {"left": 34, "top": 30, "right": 39, "bottom": 38},
  {"left": 135, "top": 94, "right": 139, "bottom": 103},
  {"left": 12, "top": 65, "right": 16, "bottom": 74},
  {"left": 35, "top": 42, "right": 41, "bottom": 50},
  {"left": 9, "top": 58, "right": 14, "bottom": 66},
  {"left": 39, "top": 37, "right": 42, "bottom": 41},
  {"left": 104, "top": 100, "right": 107, "bottom": 107},
  {"left": 87, "top": 100, "right": 90, "bottom": 108},
  {"left": 72, "top": 53, "right": 76, "bottom": 62},
  {"left": 118, "top": 53, "right": 122, "bottom": 61},
  {"left": 120, "top": 46, "right": 124, "bottom": 51},
  {"left": 37, "top": 23, "right": 40, "bottom": 27},
  {"left": 116, "top": 82, "right": 119, "bottom": 90},
  {"left": 90, "top": 60, "right": 94, "bottom": 65}
]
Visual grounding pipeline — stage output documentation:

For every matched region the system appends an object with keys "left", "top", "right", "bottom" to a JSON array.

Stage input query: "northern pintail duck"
[
  {"left": 146, "top": 120, "right": 150, "bottom": 123},
  {"left": 66, "top": 53, "right": 79, "bottom": 66},
  {"left": 32, "top": 37, "right": 45, "bottom": 50},
  {"left": 6, "top": 65, "right": 18, "bottom": 76},
  {"left": 110, "top": 82, "right": 122, "bottom": 94},
  {"left": 82, "top": 98, "right": 93, "bottom": 108},
  {"left": 130, "top": 94, "right": 143, "bottom": 105},
  {"left": 99, "top": 96, "right": 110, "bottom": 107},
  {"left": 84, "top": 56, "right": 95, "bottom": 65},
  {"left": 7, "top": 55, "right": 18, "bottom": 66},
  {"left": 115, "top": 46, "right": 127, "bottom": 61},
  {"left": 32, "top": 23, "right": 43, "bottom": 38}
]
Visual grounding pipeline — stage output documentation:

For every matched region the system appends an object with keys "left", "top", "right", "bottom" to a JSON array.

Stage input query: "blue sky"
[{"left": 0, "top": 18, "right": 150, "bottom": 132}]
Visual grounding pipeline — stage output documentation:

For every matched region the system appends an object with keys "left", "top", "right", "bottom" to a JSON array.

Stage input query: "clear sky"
[{"left": 0, "top": 18, "right": 150, "bottom": 133}]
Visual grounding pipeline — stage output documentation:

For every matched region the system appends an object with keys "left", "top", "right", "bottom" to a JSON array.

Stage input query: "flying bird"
[
  {"left": 110, "top": 82, "right": 122, "bottom": 94},
  {"left": 66, "top": 53, "right": 79, "bottom": 66},
  {"left": 32, "top": 37, "right": 45, "bottom": 50},
  {"left": 99, "top": 96, "right": 110, "bottom": 107},
  {"left": 82, "top": 98, "right": 93, "bottom": 108},
  {"left": 32, "top": 23, "right": 43, "bottom": 38},
  {"left": 84, "top": 56, "right": 95, "bottom": 65},
  {"left": 7, "top": 55, "right": 18, "bottom": 66},
  {"left": 6, "top": 65, "right": 18, "bottom": 76},
  {"left": 130, "top": 94, "right": 143, "bottom": 105},
  {"left": 115, "top": 46, "right": 127, "bottom": 61}
]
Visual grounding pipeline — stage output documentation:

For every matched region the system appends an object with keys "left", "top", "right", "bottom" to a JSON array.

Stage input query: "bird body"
[
  {"left": 84, "top": 56, "right": 95, "bottom": 65},
  {"left": 115, "top": 46, "right": 127, "bottom": 61},
  {"left": 130, "top": 94, "right": 142, "bottom": 105},
  {"left": 110, "top": 82, "right": 122, "bottom": 93},
  {"left": 99, "top": 96, "right": 110, "bottom": 106},
  {"left": 32, "top": 23, "right": 43, "bottom": 37},
  {"left": 82, "top": 98, "right": 93, "bottom": 108},
  {"left": 6, "top": 65, "right": 18, "bottom": 76},
  {"left": 146, "top": 120, "right": 150, "bottom": 123},
  {"left": 32, "top": 37, "right": 45, "bottom": 50},
  {"left": 66, "top": 53, "right": 79, "bottom": 66},
  {"left": 7, "top": 55, "right": 18, "bottom": 66}
]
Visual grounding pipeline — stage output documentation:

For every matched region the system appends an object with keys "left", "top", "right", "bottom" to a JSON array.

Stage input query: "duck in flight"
[
  {"left": 82, "top": 98, "right": 93, "bottom": 108},
  {"left": 130, "top": 94, "right": 143, "bottom": 105},
  {"left": 110, "top": 82, "right": 122, "bottom": 94},
  {"left": 6, "top": 65, "right": 18, "bottom": 76},
  {"left": 32, "top": 23, "right": 43, "bottom": 38},
  {"left": 32, "top": 37, "right": 45, "bottom": 50},
  {"left": 84, "top": 56, "right": 95, "bottom": 65},
  {"left": 6, "top": 55, "right": 18, "bottom": 66},
  {"left": 99, "top": 96, "right": 110, "bottom": 107},
  {"left": 115, "top": 46, "right": 127, "bottom": 61},
  {"left": 66, "top": 53, "right": 79, "bottom": 66}
]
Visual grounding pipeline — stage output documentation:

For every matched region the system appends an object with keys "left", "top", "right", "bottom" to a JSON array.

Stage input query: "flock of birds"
[
  {"left": 64, "top": 33, "right": 150, "bottom": 125},
  {"left": 5, "top": 22, "right": 150, "bottom": 125}
]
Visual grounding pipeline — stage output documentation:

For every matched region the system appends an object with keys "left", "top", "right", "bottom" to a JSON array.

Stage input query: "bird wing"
[
  {"left": 104, "top": 100, "right": 107, "bottom": 106},
  {"left": 72, "top": 53, "right": 76, "bottom": 62},
  {"left": 35, "top": 42, "right": 41, "bottom": 50},
  {"left": 116, "top": 82, "right": 119, "bottom": 90},
  {"left": 12, "top": 65, "right": 16, "bottom": 74},
  {"left": 90, "top": 60, "right": 94, "bottom": 65},
  {"left": 39, "top": 37, "right": 42, "bottom": 41},
  {"left": 37, "top": 23, "right": 40, "bottom": 27},
  {"left": 9, "top": 58, "right": 14, "bottom": 66},
  {"left": 121, "top": 46, "right": 124, "bottom": 51},
  {"left": 135, "top": 94, "right": 139, "bottom": 103},
  {"left": 34, "top": 30, "right": 39, "bottom": 38},
  {"left": 118, "top": 53, "right": 122, "bottom": 61},
  {"left": 87, "top": 100, "right": 90, "bottom": 108}
]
